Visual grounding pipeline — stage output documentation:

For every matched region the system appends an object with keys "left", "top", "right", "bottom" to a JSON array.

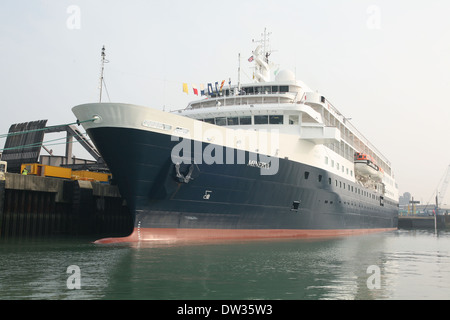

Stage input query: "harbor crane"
[{"left": 438, "top": 164, "right": 450, "bottom": 206}]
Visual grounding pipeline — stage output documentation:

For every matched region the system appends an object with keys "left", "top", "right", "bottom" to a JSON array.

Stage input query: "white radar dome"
[{"left": 275, "top": 69, "right": 296, "bottom": 82}]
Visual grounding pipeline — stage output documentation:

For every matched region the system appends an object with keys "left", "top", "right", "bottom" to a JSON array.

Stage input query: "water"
[{"left": 1, "top": 229, "right": 450, "bottom": 300}]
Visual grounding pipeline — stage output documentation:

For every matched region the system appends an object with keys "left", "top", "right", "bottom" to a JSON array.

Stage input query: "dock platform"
[
  {"left": 0, "top": 173, "right": 133, "bottom": 240},
  {"left": 398, "top": 215, "right": 449, "bottom": 230}
]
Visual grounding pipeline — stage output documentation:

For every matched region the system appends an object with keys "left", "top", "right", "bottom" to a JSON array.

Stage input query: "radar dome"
[{"left": 275, "top": 69, "right": 296, "bottom": 82}]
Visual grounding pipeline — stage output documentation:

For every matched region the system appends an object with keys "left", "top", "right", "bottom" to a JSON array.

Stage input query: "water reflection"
[{"left": 2, "top": 230, "right": 450, "bottom": 299}]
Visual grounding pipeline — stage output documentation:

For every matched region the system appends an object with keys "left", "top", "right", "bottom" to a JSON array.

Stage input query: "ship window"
[
  {"left": 329, "top": 178, "right": 332, "bottom": 185},
  {"left": 318, "top": 175, "right": 322, "bottom": 182},
  {"left": 280, "top": 86, "right": 289, "bottom": 93},
  {"left": 271, "top": 86, "right": 279, "bottom": 93},
  {"left": 204, "top": 118, "right": 215, "bottom": 124},
  {"left": 246, "top": 87, "right": 254, "bottom": 94},
  {"left": 291, "top": 201, "right": 300, "bottom": 211},
  {"left": 227, "top": 117, "right": 239, "bottom": 126},
  {"left": 269, "top": 115, "right": 283, "bottom": 124},
  {"left": 289, "top": 115, "right": 299, "bottom": 125},
  {"left": 304, "top": 172, "right": 310, "bottom": 179},
  {"left": 239, "top": 116, "right": 251, "bottom": 125},
  {"left": 321, "top": 96, "right": 326, "bottom": 103},
  {"left": 263, "top": 86, "right": 272, "bottom": 94},
  {"left": 325, "top": 156, "right": 329, "bottom": 165},
  {"left": 215, "top": 117, "right": 227, "bottom": 126},
  {"left": 254, "top": 115, "right": 269, "bottom": 124}
]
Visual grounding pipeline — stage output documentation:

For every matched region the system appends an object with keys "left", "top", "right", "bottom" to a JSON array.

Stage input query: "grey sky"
[{"left": 1, "top": 0, "right": 450, "bottom": 205}]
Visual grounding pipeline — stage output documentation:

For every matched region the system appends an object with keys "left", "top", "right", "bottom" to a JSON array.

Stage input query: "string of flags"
[
  {"left": 182, "top": 54, "right": 258, "bottom": 95},
  {"left": 182, "top": 79, "right": 232, "bottom": 96}
]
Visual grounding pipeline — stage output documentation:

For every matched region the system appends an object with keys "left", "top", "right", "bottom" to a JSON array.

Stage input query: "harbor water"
[{"left": 1, "top": 229, "right": 450, "bottom": 300}]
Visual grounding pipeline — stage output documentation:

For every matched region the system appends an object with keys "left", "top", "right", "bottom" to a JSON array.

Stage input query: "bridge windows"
[
  {"left": 269, "top": 115, "right": 283, "bottom": 124},
  {"left": 200, "top": 114, "right": 286, "bottom": 126},
  {"left": 254, "top": 115, "right": 269, "bottom": 124},
  {"left": 239, "top": 116, "right": 251, "bottom": 125}
]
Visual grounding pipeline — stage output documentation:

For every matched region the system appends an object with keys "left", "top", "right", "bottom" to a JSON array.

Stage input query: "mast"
[
  {"left": 435, "top": 192, "right": 438, "bottom": 234},
  {"left": 238, "top": 53, "right": 241, "bottom": 91},
  {"left": 99, "top": 46, "right": 106, "bottom": 102},
  {"left": 251, "top": 28, "right": 273, "bottom": 83}
]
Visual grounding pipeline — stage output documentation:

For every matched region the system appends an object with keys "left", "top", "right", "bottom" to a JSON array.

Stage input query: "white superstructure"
[{"left": 171, "top": 30, "right": 399, "bottom": 202}]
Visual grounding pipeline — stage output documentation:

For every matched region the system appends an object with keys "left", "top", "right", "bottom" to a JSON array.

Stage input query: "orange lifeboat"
[{"left": 354, "top": 152, "right": 383, "bottom": 181}]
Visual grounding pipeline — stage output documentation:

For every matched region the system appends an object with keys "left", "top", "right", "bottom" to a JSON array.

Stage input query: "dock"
[
  {"left": 398, "top": 215, "right": 449, "bottom": 230},
  {"left": 0, "top": 173, "right": 133, "bottom": 240}
]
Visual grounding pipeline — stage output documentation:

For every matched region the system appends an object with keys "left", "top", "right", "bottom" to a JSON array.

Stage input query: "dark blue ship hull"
[{"left": 87, "top": 127, "right": 398, "bottom": 243}]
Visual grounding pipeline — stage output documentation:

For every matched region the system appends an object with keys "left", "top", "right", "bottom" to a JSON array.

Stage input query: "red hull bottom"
[{"left": 94, "top": 227, "right": 397, "bottom": 244}]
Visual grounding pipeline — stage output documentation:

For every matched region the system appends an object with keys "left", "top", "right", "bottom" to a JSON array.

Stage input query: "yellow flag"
[{"left": 183, "top": 83, "right": 188, "bottom": 94}]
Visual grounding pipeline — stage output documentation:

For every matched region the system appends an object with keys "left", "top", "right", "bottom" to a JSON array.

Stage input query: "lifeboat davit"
[{"left": 354, "top": 152, "right": 384, "bottom": 181}]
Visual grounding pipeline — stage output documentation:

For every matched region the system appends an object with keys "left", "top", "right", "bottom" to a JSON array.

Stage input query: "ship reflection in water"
[{"left": 1, "top": 229, "right": 450, "bottom": 300}]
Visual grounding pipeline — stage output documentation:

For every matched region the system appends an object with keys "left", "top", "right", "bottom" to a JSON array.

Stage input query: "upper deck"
[
  {"left": 173, "top": 74, "right": 393, "bottom": 178},
  {"left": 172, "top": 30, "right": 393, "bottom": 179}
]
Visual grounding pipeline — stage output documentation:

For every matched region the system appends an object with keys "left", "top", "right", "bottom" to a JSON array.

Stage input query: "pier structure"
[{"left": 0, "top": 173, "right": 132, "bottom": 240}]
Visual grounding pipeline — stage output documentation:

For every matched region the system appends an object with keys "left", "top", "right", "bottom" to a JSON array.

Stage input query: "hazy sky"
[{"left": 1, "top": 0, "right": 450, "bottom": 205}]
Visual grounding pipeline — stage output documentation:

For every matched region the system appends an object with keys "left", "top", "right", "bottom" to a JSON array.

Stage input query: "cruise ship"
[{"left": 72, "top": 32, "right": 399, "bottom": 243}]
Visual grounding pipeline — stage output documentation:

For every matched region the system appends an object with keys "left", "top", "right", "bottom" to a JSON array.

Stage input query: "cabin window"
[
  {"left": 215, "top": 117, "right": 227, "bottom": 126},
  {"left": 254, "top": 115, "right": 269, "bottom": 124},
  {"left": 271, "top": 86, "right": 279, "bottom": 93},
  {"left": 239, "top": 116, "right": 251, "bottom": 125},
  {"left": 280, "top": 86, "right": 289, "bottom": 93},
  {"left": 289, "top": 115, "right": 299, "bottom": 125},
  {"left": 204, "top": 118, "right": 214, "bottom": 124},
  {"left": 227, "top": 117, "right": 239, "bottom": 126},
  {"left": 304, "top": 172, "right": 310, "bottom": 179},
  {"left": 269, "top": 115, "right": 283, "bottom": 124},
  {"left": 318, "top": 175, "right": 322, "bottom": 182}
]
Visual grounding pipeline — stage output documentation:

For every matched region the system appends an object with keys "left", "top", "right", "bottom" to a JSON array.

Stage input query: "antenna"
[
  {"left": 251, "top": 28, "right": 274, "bottom": 83},
  {"left": 238, "top": 53, "right": 241, "bottom": 91},
  {"left": 99, "top": 45, "right": 110, "bottom": 102},
  {"left": 252, "top": 28, "right": 272, "bottom": 63}
]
